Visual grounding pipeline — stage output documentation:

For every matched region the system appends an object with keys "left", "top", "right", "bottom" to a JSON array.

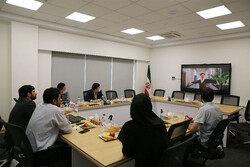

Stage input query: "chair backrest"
[
  {"left": 0, "top": 119, "right": 34, "bottom": 166},
  {"left": 154, "top": 89, "right": 165, "bottom": 97},
  {"left": 106, "top": 90, "right": 118, "bottom": 100},
  {"left": 193, "top": 92, "right": 201, "bottom": 102},
  {"left": 0, "top": 116, "right": 3, "bottom": 131},
  {"left": 172, "top": 91, "right": 185, "bottom": 100},
  {"left": 158, "top": 134, "right": 196, "bottom": 167},
  {"left": 124, "top": 89, "right": 136, "bottom": 98},
  {"left": 207, "top": 114, "right": 240, "bottom": 155},
  {"left": 83, "top": 91, "right": 88, "bottom": 101},
  {"left": 245, "top": 100, "right": 250, "bottom": 122},
  {"left": 167, "top": 119, "right": 192, "bottom": 145},
  {"left": 220, "top": 95, "right": 240, "bottom": 106}
]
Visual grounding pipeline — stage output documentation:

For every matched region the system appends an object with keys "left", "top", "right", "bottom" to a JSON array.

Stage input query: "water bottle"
[
  {"left": 76, "top": 96, "right": 81, "bottom": 105},
  {"left": 101, "top": 114, "right": 107, "bottom": 125},
  {"left": 101, "top": 100, "right": 104, "bottom": 106},
  {"left": 160, "top": 109, "right": 163, "bottom": 119}
]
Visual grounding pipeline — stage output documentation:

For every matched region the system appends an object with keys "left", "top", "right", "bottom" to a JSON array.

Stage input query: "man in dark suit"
[
  {"left": 8, "top": 85, "right": 37, "bottom": 130},
  {"left": 84, "top": 83, "right": 103, "bottom": 102}
]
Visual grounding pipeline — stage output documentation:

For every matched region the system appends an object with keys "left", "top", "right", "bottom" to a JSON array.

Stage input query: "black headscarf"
[{"left": 130, "top": 93, "right": 164, "bottom": 127}]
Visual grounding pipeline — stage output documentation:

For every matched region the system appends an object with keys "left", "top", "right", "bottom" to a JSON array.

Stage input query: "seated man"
[
  {"left": 84, "top": 83, "right": 103, "bottom": 103},
  {"left": 185, "top": 87, "right": 222, "bottom": 147},
  {"left": 8, "top": 85, "right": 37, "bottom": 130},
  {"left": 26, "top": 87, "right": 72, "bottom": 152},
  {"left": 57, "top": 82, "right": 70, "bottom": 104}
]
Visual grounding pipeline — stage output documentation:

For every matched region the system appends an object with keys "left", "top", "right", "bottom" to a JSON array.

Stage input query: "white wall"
[
  {"left": 39, "top": 28, "right": 150, "bottom": 61},
  {"left": 135, "top": 60, "right": 148, "bottom": 94},
  {"left": 37, "top": 50, "right": 51, "bottom": 104},
  {"left": 150, "top": 37, "right": 250, "bottom": 106},
  {"left": 11, "top": 21, "right": 38, "bottom": 105},
  {"left": 0, "top": 21, "right": 11, "bottom": 121}
]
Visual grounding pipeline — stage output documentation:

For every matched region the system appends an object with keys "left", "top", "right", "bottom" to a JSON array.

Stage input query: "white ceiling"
[{"left": 0, "top": 0, "right": 250, "bottom": 46}]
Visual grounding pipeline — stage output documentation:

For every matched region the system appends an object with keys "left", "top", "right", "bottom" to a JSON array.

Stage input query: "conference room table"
[{"left": 61, "top": 96, "right": 243, "bottom": 167}]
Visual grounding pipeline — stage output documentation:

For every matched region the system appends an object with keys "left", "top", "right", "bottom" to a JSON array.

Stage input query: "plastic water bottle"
[
  {"left": 101, "top": 114, "right": 107, "bottom": 125},
  {"left": 76, "top": 96, "right": 81, "bottom": 105},
  {"left": 160, "top": 109, "right": 163, "bottom": 119}
]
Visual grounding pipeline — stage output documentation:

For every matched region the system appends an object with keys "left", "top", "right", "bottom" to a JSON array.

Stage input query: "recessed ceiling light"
[
  {"left": 216, "top": 21, "right": 245, "bottom": 30},
  {"left": 66, "top": 12, "right": 95, "bottom": 23},
  {"left": 146, "top": 35, "right": 165, "bottom": 41},
  {"left": 121, "top": 28, "right": 144, "bottom": 35},
  {"left": 6, "top": 0, "right": 43, "bottom": 11},
  {"left": 196, "top": 5, "right": 232, "bottom": 19}
]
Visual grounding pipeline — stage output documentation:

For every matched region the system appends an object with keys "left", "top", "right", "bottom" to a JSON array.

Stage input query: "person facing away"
[
  {"left": 185, "top": 87, "right": 222, "bottom": 147},
  {"left": 8, "top": 85, "right": 37, "bottom": 130},
  {"left": 118, "top": 93, "right": 168, "bottom": 167},
  {"left": 84, "top": 83, "right": 103, "bottom": 103},
  {"left": 26, "top": 87, "right": 72, "bottom": 152},
  {"left": 57, "top": 82, "right": 70, "bottom": 104}
]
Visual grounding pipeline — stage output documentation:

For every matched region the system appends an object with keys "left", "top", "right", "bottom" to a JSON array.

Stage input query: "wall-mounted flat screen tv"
[{"left": 181, "top": 64, "right": 231, "bottom": 95}]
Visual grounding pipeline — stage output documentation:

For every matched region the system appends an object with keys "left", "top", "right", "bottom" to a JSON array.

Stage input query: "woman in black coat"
[{"left": 118, "top": 93, "right": 168, "bottom": 167}]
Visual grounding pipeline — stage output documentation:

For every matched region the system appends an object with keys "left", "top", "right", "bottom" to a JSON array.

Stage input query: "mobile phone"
[
  {"left": 76, "top": 122, "right": 85, "bottom": 126},
  {"left": 78, "top": 129, "right": 90, "bottom": 134}
]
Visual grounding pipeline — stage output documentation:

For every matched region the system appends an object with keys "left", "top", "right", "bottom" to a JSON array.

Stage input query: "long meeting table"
[{"left": 61, "top": 96, "right": 243, "bottom": 167}]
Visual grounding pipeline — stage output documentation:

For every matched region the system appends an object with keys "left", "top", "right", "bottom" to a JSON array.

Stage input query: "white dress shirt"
[{"left": 26, "top": 103, "right": 72, "bottom": 152}]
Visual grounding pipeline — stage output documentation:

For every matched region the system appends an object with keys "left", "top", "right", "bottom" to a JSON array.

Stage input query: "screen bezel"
[{"left": 181, "top": 63, "right": 232, "bottom": 95}]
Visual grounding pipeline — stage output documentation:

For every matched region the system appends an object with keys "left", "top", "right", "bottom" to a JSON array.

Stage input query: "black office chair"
[
  {"left": 0, "top": 117, "right": 9, "bottom": 167},
  {"left": 0, "top": 119, "right": 70, "bottom": 167},
  {"left": 106, "top": 90, "right": 118, "bottom": 100},
  {"left": 172, "top": 91, "right": 185, "bottom": 100},
  {"left": 231, "top": 100, "right": 250, "bottom": 146},
  {"left": 166, "top": 119, "right": 192, "bottom": 146},
  {"left": 83, "top": 91, "right": 88, "bottom": 101},
  {"left": 220, "top": 95, "right": 240, "bottom": 106},
  {"left": 193, "top": 92, "right": 201, "bottom": 102},
  {"left": 191, "top": 114, "right": 240, "bottom": 166},
  {"left": 158, "top": 134, "right": 196, "bottom": 167},
  {"left": 124, "top": 89, "right": 136, "bottom": 98},
  {"left": 153, "top": 89, "right": 165, "bottom": 97},
  {"left": 13, "top": 98, "right": 18, "bottom": 102}
]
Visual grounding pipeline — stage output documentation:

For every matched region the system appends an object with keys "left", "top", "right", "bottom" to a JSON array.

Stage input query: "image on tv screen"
[{"left": 181, "top": 64, "right": 231, "bottom": 95}]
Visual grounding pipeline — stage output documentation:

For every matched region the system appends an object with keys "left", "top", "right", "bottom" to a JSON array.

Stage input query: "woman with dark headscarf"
[{"left": 118, "top": 93, "right": 168, "bottom": 167}]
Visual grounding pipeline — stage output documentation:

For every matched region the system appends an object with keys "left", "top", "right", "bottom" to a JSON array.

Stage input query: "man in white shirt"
[{"left": 26, "top": 87, "right": 72, "bottom": 152}]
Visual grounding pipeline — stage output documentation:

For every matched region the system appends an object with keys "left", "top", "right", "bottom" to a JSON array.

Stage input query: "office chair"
[
  {"left": 190, "top": 114, "right": 240, "bottom": 166},
  {"left": 158, "top": 134, "right": 196, "bottom": 167},
  {"left": 83, "top": 90, "right": 88, "bottom": 101},
  {"left": 124, "top": 89, "right": 136, "bottom": 98},
  {"left": 153, "top": 89, "right": 165, "bottom": 97},
  {"left": 220, "top": 95, "right": 240, "bottom": 106},
  {"left": 13, "top": 98, "right": 18, "bottom": 102},
  {"left": 172, "top": 91, "right": 185, "bottom": 100},
  {"left": 0, "top": 119, "right": 70, "bottom": 167},
  {"left": 166, "top": 119, "right": 192, "bottom": 146},
  {"left": 106, "top": 90, "right": 118, "bottom": 100},
  {"left": 0, "top": 117, "right": 9, "bottom": 167},
  {"left": 193, "top": 93, "right": 201, "bottom": 102},
  {"left": 231, "top": 100, "right": 250, "bottom": 147}
]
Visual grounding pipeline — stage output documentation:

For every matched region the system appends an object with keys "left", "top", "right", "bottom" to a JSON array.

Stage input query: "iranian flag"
[{"left": 145, "top": 65, "right": 151, "bottom": 96}]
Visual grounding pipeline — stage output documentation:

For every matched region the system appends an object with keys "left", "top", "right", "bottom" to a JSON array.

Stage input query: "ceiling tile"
[
  {"left": 222, "top": 0, "right": 239, "bottom": 3},
  {"left": 136, "top": 12, "right": 166, "bottom": 23},
  {"left": 77, "top": 23, "right": 102, "bottom": 31},
  {"left": 173, "top": 13, "right": 203, "bottom": 24},
  {"left": 136, "top": 0, "right": 179, "bottom": 11},
  {"left": 119, "top": 18, "right": 147, "bottom": 27},
  {"left": 49, "top": 0, "right": 88, "bottom": 10},
  {"left": 222, "top": 26, "right": 249, "bottom": 34},
  {"left": 100, "top": 12, "right": 131, "bottom": 22},
  {"left": 182, "top": 0, "right": 223, "bottom": 12},
  {"left": 93, "top": 0, "right": 132, "bottom": 10},
  {"left": 87, "top": 18, "right": 115, "bottom": 27},
  {"left": 1, "top": 4, "right": 35, "bottom": 17},
  {"left": 117, "top": 3, "right": 151, "bottom": 17},
  {"left": 112, "top": 31, "right": 129, "bottom": 38},
  {"left": 56, "top": 18, "right": 82, "bottom": 27},
  {"left": 169, "top": 20, "right": 214, "bottom": 31},
  {"left": 226, "top": 0, "right": 250, "bottom": 13},
  {"left": 209, "top": 10, "right": 250, "bottom": 24},
  {"left": 157, "top": 4, "right": 192, "bottom": 18},
  {"left": 77, "top": 3, "right": 112, "bottom": 17},
  {"left": 95, "top": 27, "right": 119, "bottom": 34},
  {"left": 38, "top": 3, "right": 72, "bottom": 17},
  {"left": 32, "top": 11, "right": 60, "bottom": 22}
]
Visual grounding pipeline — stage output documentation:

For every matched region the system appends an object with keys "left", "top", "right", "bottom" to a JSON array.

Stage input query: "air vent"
[{"left": 159, "top": 31, "right": 182, "bottom": 38}]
